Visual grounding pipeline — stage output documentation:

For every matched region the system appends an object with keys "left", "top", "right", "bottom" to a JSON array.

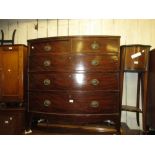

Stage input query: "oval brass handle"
[
  {"left": 43, "top": 79, "right": 51, "bottom": 85},
  {"left": 91, "top": 41, "right": 100, "bottom": 50},
  {"left": 44, "top": 100, "right": 51, "bottom": 107},
  {"left": 90, "top": 101, "right": 99, "bottom": 108},
  {"left": 91, "top": 59, "right": 99, "bottom": 66},
  {"left": 43, "top": 60, "right": 51, "bottom": 67},
  {"left": 44, "top": 45, "right": 52, "bottom": 52},
  {"left": 91, "top": 79, "right": 99, "bottom": 86}
]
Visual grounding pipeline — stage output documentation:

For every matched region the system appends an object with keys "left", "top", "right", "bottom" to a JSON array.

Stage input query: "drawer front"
[
  {"left": 71, "top": 37, "right": 120, "bottom": 53},
  {"left": 29, "top": 91, "right": 119, "bottom": 114},
  {"left": 29, "top": 53, "right": 119, "bottom": 72},
  {"left": 121, "top": 45, "right": 150, "bottom": 71},
  {"left": 0, "top": 115, "right": 15, "bottom": 134},
  {"left": 29, "top": 40, "right": 70, "bottom": 54},
  {"left": 29, "top": 73, "right": 119, "bottom": 91},
  {"left": 0, "top": 46, "right": 19, "bottom": 52},
  {"left": 0, "top": 110, "right": 25, "bottom": 135}
]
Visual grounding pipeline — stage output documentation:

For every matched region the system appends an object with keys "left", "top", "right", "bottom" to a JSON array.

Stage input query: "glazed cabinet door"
[{"left": 0, "top": 50, "right": 23, "bottom": 102}]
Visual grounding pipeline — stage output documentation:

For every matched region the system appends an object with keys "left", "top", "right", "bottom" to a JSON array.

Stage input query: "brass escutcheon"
[
  {"left": 91, "top": 41, "right": 100, "bottom": 50},
  {"left": 43, "top": 79, "right": 51, "bottom": 85},
  {"left": 44, "top": 45, "right": 52, "bottom": 52},
  {"left": 91, "top": 59, "right": 99, "bottom": 66},
  {"left": 44, "top": 100, "right": 51, "bottom": 107},
  {"left": 90, "top": 100, "right": 99, "bottom": 108},
  {"left": 43, "top": 60, "right": 51, "bottom": 67},
  {"left": 91, "top": 79, "right": 99, "bottom": 86}
]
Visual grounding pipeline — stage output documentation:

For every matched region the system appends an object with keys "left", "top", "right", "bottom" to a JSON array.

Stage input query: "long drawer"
[
  {"left": 29, "top": 53, "right": 119, "bottom": 72},
  {"left": 29, "top": 72, "right": 119, "bottom": 91},
  {"left": 28, "top": 91, "right": 119, "bottom": 114}
]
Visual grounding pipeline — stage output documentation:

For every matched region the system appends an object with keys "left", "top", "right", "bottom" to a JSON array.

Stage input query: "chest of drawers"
[{"left": 27, "top": 36, "right": 122, "bottom": 134}]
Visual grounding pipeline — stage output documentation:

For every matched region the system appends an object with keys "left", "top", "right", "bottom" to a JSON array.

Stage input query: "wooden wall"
[{"left": 0, "top": 19, "right": 154, "bottom": 130}]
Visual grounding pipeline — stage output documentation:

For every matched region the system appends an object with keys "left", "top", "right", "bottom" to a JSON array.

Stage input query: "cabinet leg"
[
  {"left": 141, "top": 72, "right": 149, "bottom": 133},
  {"left": 136, "top": 73, "right": 141, "bottom": 126},
  {"left": 116, "top": 119, "right": 121, "bottom": 134},
  {"left": 25, "top": 112, "right": 33, "bottom": 134}
]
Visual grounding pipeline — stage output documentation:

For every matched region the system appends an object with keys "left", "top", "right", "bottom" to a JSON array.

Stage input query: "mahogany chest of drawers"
[{"left": 27, "top": 36, "right": 122, "bottom": 134}]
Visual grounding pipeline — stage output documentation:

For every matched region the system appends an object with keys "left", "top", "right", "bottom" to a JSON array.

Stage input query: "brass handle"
[
  {"left": 43, "top": 79, "right": 51, "bottom": 85},
  {"left": 44, "top": 100, "right": 51, "bottom": 107},
  {"left": 44, "top": 45, "right": 52, "bottom": 52},
  {"left": 91, "top": 59, "right": 99, "bottom": 66},
  {"left": 91, "top": 79, "right": 99, "bottom": 86},
  {"left": 91, "top": 41, "right": 100, "bottom": 50},
  {"left": 43, "top": 60, "right": 51, "bottom": 67},
  {"left": 90, "top": 101, "right": 99, "bottom": 108}
]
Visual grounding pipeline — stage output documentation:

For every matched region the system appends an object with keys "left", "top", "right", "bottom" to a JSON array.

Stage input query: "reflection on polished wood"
[
  {"left": 29, "top": 53, "right": 119, "bottom": 72},
  {"left": 29, "top": 72, "right": 119, "bottom": 90}
]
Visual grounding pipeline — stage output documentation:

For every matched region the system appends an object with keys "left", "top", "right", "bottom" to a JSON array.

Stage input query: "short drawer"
[
  {"left": 0, "top": 109, "right": 25, "bottom": 135},
  {"left": 29, "top": 40, "right": 70, "bottom": 54},
  {"left": 0, "top": 115, "right": 15, "bottom": 134},
  {"left": 71, "top": 37, "right": 120, "bottom": 53},
  {"left": 28, "top": 91, "right": 119, "bottom": 114},
  {"left": 29, "top": 72, "right": 119, "bottom": 91},
  {"left": 29, "top": 53, "right": 119, "bottom": 72}
]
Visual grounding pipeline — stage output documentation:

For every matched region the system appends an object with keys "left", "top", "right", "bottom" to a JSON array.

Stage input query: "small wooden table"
[{"left": 121, "top": 44, "right": 151, "bottom": 133}]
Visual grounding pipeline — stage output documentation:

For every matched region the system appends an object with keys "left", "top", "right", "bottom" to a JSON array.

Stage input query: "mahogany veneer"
[{"left": 27, "top": 36, "right": 122, "bottom": 134}]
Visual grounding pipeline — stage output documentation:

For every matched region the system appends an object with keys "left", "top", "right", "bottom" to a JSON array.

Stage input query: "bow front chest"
[{"left": 27, "top": 36, "right": 122, "bottom": 134}]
